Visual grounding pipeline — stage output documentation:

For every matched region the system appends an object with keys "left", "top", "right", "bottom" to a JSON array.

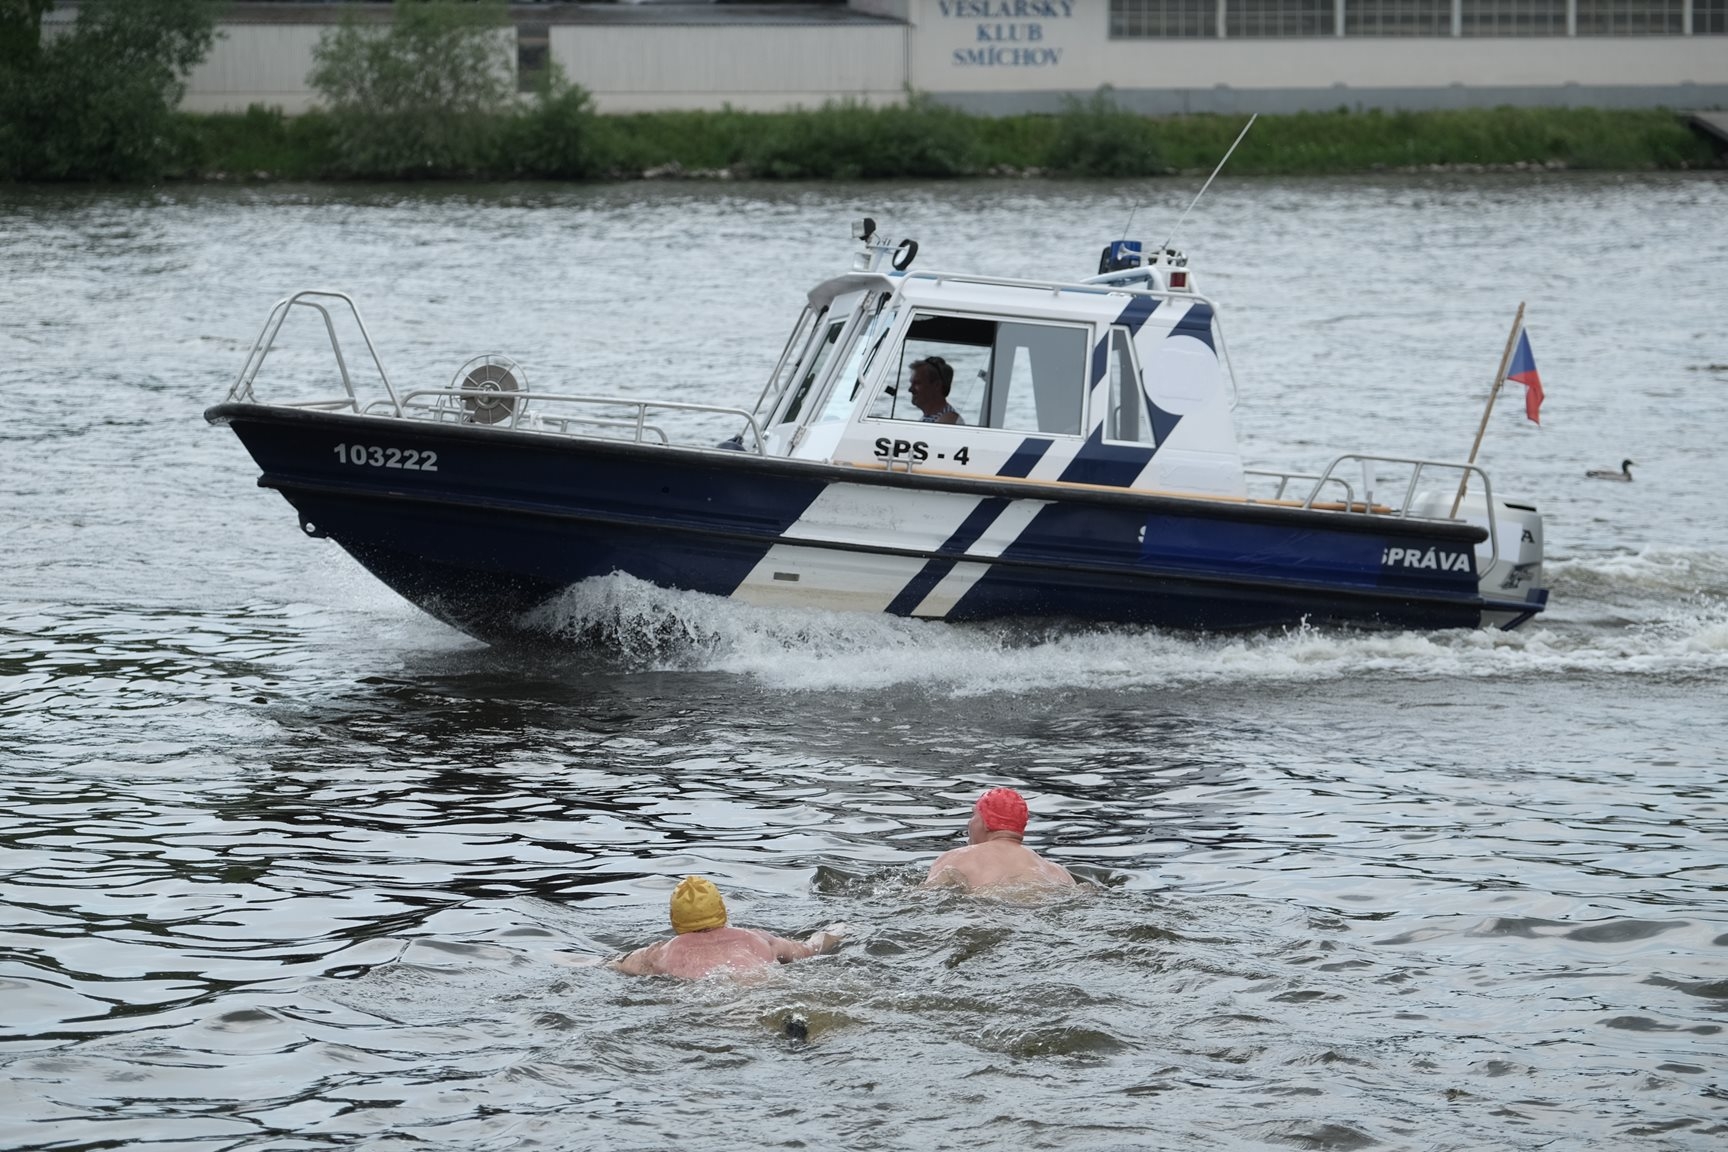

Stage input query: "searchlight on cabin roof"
[
  {"left": 1097, "top": 240, "right": 1188, "bottom": 274},
  {"left": 1096, "top": 240, "right": 1191, "bottom": 291}
]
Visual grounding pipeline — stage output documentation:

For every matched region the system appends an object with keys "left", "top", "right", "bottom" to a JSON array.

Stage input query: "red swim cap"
[{"left": 975, "top": 787, "right": 1028, "bottom": 835}]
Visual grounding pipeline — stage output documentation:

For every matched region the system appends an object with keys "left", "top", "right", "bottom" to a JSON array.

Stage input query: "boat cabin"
[{"left": 754, "top": 226, "right": 1248, "bottom": 502}]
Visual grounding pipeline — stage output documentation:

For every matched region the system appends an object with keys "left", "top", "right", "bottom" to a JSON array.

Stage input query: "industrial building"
[{"left": 152, "top": 1, "right": 1728, "bottom": 115}]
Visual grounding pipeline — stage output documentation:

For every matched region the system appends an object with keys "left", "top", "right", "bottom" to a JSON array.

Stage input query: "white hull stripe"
[
  {"left": 733, "top": 483, "right": 1008, "bottom": 611},
  {"left": 908, "top": 499, "right": 1049, "bottom": 617},
  {"left": 885, "top": 496, "right": 1014, "bottom": 615},
  {"left": 731, "top": 544, "right": 927, "bottom": 612}
]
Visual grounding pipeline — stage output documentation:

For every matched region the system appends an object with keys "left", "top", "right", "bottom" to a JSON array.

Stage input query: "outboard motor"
[
  {"left": 1412, "top": 490, "right": 1548, "bottom": 628},
  {"left": 1479, "top": 499, "right": 1545, "bottom": 599}
]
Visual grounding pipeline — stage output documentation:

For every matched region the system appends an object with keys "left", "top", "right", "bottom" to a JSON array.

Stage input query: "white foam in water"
[
  {"left": 519, "top": 565, "right": 1728, "bottom": 694},
  {"left": 1548, "top": 545, "right": 1728, "bottom": 600}
]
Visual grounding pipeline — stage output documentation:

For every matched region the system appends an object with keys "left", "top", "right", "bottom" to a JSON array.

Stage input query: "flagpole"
[{"left": 1450, "top": 302, "right": 1526, "bottom": 519}]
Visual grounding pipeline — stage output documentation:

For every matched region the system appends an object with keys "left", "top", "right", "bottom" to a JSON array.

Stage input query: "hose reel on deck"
[{"left": 450, "top": 354, "right": 525, "bottom": 426}]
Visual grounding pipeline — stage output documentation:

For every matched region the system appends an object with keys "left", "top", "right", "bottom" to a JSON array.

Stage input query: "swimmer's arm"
[
  {"left": 803, "top": 922, "right": 848, "bottom": 955},
  {"left": 763, "top": 923, "right": 846, "bottom": 961},
  {"left": 764, "top": 932, "right": 819, "bottom": 962},
  {"left": 606, "top": 943, "right": 660, "bottom": 976}
]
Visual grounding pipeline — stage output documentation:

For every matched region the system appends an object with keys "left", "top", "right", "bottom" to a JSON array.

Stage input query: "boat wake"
[
  {"left": 1547, "top": 545, "right": 1728, "bottom": 614},
  {"left": 516, "top": 557, "right": 1728, "bottom": 694}
]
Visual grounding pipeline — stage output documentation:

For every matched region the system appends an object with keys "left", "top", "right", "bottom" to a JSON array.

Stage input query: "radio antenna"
[{"left": 1128, "top": 113, "right": 1257, "bottom": 256}]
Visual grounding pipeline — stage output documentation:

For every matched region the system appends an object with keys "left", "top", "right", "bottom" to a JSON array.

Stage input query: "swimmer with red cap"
[{"left": 924, "top": 787, "right": 1075, "bottom": 892}]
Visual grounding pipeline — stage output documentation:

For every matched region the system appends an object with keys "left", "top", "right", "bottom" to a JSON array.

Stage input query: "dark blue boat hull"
[{"left": 208, "top": 404, "right": 1532, "bottom": 643}]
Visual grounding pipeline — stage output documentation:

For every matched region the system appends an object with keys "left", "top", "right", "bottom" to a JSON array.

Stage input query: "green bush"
[
  {"left": 1142, "top": 107, "right": 1715, "bottom": 174},
  {"left": 165, "top": 103, "right": 337, "bottom": 180},
  {"left": 499, "top": 80, "right": 604, "bottom": 179},
  {"left": 1043, "top": 88, "right": 1167, "bottom": 177},
  {"left": 585, "top": 108, "right": 758, "bottom": 175},
  {"left": 308, "top": 0, "right": 516, "bottom": 178},
  {"left": 0, "top": 0, "right": 217, "bottom": 182},
  {"left": 742, "top": 96, "right": 981, "bottom": 179}
]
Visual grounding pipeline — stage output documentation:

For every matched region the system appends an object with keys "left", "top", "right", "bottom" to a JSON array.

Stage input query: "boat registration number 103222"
[{"left": 333, "top": 443, "right": 439, "bottom": 471}]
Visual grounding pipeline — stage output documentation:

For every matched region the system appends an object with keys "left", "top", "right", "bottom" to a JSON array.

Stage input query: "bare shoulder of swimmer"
[{"left": 923, "top": 849, "right": 974, "bottom": 888}]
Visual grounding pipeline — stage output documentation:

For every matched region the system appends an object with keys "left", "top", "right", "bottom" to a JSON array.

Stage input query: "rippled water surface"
[{"left": 2, "top": 175, "right": 1727, "bottom": 1151}]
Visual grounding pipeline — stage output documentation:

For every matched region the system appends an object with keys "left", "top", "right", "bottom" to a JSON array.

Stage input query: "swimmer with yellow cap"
[
  {"left": 924, "top": 787, "right": 1076, "bottom": 892},
  {"left": 609, "top": 876, "right": 847, "bottom": 980}
]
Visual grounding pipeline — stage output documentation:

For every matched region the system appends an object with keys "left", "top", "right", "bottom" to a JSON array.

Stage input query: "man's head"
[
  {"left": 968, "top": 787, "right": 1029, "bottom": 842},
  {"left": 908, "top": 356, "right": 954, "bottom": 415},
  {"left": 670, "top": 875, "right": 728, "bottom": 934}
]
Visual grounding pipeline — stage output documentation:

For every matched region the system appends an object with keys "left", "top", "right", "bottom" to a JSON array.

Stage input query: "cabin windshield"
[
  {"left": 774, "top": 310, "right": 843, "bottom": 426},
  {"left": 754, "top": 306, "right": 818, "bottom": 421},
  {"left": 866, "top": 312, "right": 1089, "bottom": 434},
  {"left": 815, "top": 296, "right": 899, "bottom": 425}
]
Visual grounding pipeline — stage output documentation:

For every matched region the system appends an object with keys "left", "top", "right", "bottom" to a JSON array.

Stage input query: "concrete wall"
[
  {"left": 552, "top": 23, "right": 908, "bottom": 113},
  {"left": 181, "top": 24, "right": 516, "bottom": 115},
  {"left": 181, "top": 24, "right": 325, "bottom": 114}
]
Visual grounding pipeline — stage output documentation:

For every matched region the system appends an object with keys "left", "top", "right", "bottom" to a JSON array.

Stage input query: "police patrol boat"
[{"left": 205, "top": 220, "right": 1549, "bottom": 644}]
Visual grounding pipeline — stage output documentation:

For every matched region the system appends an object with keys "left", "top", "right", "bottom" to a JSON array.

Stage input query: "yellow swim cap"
[{"left": 669, "top": 875, "right": 727, "bottom": 934}]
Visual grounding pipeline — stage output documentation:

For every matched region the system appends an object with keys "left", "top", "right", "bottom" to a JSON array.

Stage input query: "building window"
[
  {"left": 1575, "top": 0, "right": 1684, "bottom": 33},
  {"left": 1227, "top": 0, "right": 1337, "bottom": 36},
  {"left": 1109, "top": 0, "right": 1716, "bottom": 34},
  {"left": 1461, "top": 0, "right": 1568, "bottom": 34},
  {"left": 1110, "top": 0, "right": 1219, "bottom": 38},
  {"left": 1344, "top": 0, "right": 1454, "bottom": 35},
  {"left": 1691, "top": 0, "right": 1727, "bottom": 31},
  {"left": 517, "top": 22, "right": 549, "bottom": 93}
]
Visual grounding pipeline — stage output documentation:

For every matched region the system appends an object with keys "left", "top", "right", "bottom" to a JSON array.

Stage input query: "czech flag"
[{"left": 1507, "top": 329, "right": 1544, "bottom": 424}]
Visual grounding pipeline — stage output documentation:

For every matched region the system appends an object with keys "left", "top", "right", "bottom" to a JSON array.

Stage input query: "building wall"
[
  {"left": 181, "top": 25, "right": 325, "bottom": 114},
  {"left": 551, "top": 24, "right": 908, "bottom": 113},
  {"left": 903, "top": 0, "right": 1728, "bottom": 112},
  {"left": 174, "top": 12, "right": 906, "bottom": 116},
  {"left": 171, "top": 2, "right": 1727, "bottom": 116},
  {"left": 181, "top": 23, "right": 516, "bottom": 115}
]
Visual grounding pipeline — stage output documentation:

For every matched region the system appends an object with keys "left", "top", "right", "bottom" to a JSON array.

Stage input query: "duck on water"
[
  {"left": 1587, "top": 458, "right": 1635, "bottom": 481},
  {"left": 205, "top": 220, "right": 1552, "bottom": 643}
]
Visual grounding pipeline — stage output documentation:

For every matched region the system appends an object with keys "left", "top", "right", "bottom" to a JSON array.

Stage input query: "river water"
[{"left": 2, "top": 174, "right": 1726, "bottom": 1151}]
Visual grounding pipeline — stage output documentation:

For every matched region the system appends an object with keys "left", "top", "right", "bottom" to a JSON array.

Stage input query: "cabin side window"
[
  {"left": 866, "top": 312, "right": 990, "bottom": 425},
  {"left": 866, "top": 312, "right": 1087, "bottom": 436},
  {"left": 1103, "top": 325, "right": 1156, "bottom": 446},
  {"left": 989, "top": 321, "right": 1086, "bottom": 436}
]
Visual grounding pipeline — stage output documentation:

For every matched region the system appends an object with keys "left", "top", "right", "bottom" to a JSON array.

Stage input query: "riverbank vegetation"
[
  {"left": 1, "top": 0, "right": 1717, "bottom": 184},
  {"left": 165, "top": 101, "right": 1720, "bottom": 183},
  {"left": 0, "top": 0, "right": 217, "bottom": 182}
]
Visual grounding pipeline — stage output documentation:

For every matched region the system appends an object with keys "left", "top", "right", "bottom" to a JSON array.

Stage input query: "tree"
[
  {"left": 308, "top": 0, "right": 516, "bottom": 178},
  {"left": 0, "top": 0, "right": 53, "bottom": 72},
  {"left": 0, "top": 0, "right": 218, "bottom": 181}
]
